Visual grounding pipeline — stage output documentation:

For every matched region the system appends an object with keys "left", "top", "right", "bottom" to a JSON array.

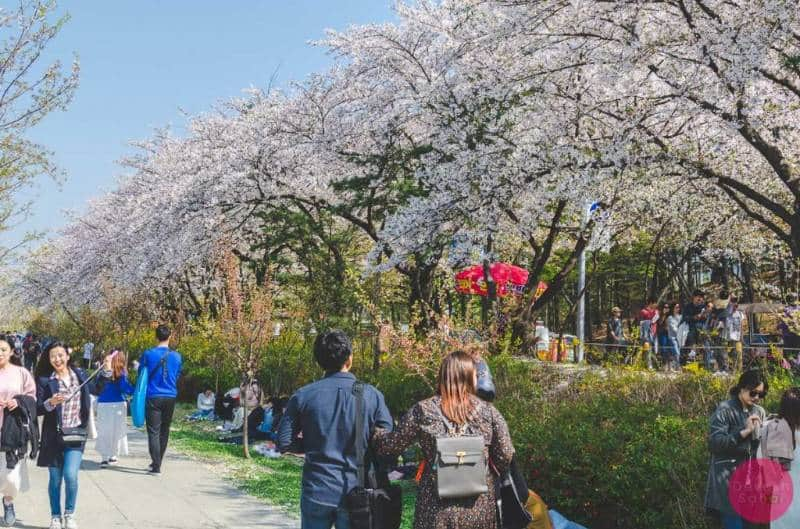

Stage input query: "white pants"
[
  {"left": 87, "top": 395, "right": 98, "bottom": 439},
  {"left": 95, "top": 402, "right": 129, "bottom": 461},
  {"left": 0, "top": 456, "right": 29, "bottom": 499}
]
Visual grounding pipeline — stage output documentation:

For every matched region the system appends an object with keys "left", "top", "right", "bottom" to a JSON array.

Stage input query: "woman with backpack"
[
  {"left": 36, "top": 342, "right": 111, "bottom": 529},
  {"left": 95, "top": 350, "right": 134, "bottom": 467},
  {"left": 0, "top": 336, "right": 36, "bottom": 526},
  {"left": 373, "top": 350, "right": 515, "bottom": 529}
]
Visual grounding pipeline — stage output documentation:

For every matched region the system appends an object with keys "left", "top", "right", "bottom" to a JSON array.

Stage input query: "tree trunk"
[
  {"left": 242, "top": 379, "right": 251, "bottom": 459},
  {"left": 408, "top": 261, "right": 438, "bottom": 333}
]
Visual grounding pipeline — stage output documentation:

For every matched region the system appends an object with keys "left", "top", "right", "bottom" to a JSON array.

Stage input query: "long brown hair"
[
  {"left": 779, "top": 387, "right": 800, "bottom": 449},
  {"left": 437, "top": 350, "right": 477, "bottom": 425},
  {"left": 110, "top": 350, "right": 127, "bottom": 380}
]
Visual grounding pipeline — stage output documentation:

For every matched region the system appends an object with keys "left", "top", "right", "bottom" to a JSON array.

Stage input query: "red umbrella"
[{"left": 455, "top": 263, "right": 530, "bottom": 297}]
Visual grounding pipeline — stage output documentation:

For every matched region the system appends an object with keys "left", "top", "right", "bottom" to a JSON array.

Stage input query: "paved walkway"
[{"left": 13, "top": 428, "right": 299, "bottom": 529}]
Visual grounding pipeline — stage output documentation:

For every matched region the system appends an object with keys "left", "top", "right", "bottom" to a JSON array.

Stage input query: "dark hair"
[
  {"left": 313, "top": 330, "right": 352, "bottom": 373},
  {"left": 646, "top": 297, "right": 656, "bottom": 305},
  {"left": 155, "top": 325, "right": 171, "bottom": 342},
  {"left": 35, "top": 341, "right": 73, "bottom": 378},
  {"left": 779, "top": 387, "right": 800, "bottom": 449},
  {"left": 0, "top": 336, "right": 22, "bottom": 366},
  {"left": 692, "top": 289, "right": 705, "bottom": 297},
  {"left": 729, "top": 369, "right": 769, "bottom": 398}
]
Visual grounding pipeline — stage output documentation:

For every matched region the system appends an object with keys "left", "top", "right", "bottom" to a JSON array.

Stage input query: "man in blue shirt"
[
  {"left": 138, "top": 325, "right": 183, "bottom": 475},
  {"left": 278, "top": 330, "right": 392, "bottom": 529}
]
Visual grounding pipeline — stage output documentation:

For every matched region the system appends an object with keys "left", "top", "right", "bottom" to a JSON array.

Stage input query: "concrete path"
[{"left": 12, "top": 428, "right": 299, "bottom": 529}]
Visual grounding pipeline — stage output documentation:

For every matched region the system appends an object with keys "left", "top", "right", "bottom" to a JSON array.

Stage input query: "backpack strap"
[
  {"left": 352, "top": 381, "right": 366, "bottom": 488},
  {"left": 151, "top": 349, "right": 170, "bottom": 381}
]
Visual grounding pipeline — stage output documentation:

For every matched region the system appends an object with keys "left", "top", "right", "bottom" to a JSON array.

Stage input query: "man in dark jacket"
[
  {"left": 682, "top": 290, "right": 707, "bottom": 358},
  {"left": 278, "top": 330, "right": 392, "bottom": 529}
]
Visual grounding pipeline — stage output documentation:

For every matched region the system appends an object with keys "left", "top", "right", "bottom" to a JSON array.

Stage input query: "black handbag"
[
  {"left": 495, "top": 457, "right": 532, "bottom": 529},
  {"left": 59, "top": 426, "right": 88, "bottom": 446},
  {"left": 497, "top": 472, "right": 532, "bottom": 529},
  {"left": 344, "top": 382, "right": 402, "bottom": 529},
  {"left": 55, "top": 368, "right": 100, "bottom": 446}
]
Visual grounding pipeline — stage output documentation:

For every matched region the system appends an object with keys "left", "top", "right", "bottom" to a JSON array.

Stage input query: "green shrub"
[
  {"left": 367, "top": 353, "right": 797, "bottom": 529},
  {"left": 501, "top": 393, "right": 712, "bottom": 529}
]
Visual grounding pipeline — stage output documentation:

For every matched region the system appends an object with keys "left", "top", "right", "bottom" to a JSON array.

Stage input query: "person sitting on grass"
[{"left": 187, "top": 389, "right": 215, "bottom": 421}]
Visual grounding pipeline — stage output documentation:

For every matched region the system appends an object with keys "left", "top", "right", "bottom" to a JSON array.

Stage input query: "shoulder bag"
[
  {"left": 56, "top": 368, "right": 104, "bottom": 446},
  {"left": 344, "top": 381, "right": 402, "bottom": 529}
]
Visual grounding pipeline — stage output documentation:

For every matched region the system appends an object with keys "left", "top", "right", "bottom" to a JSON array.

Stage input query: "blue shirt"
[
  {"left": 138, "top": 346, "right": 183, "bottom": 399},
  {"left": 277, "top": 372, "right": 393, "bottom": 507},
  {"left": 97, "top": 374, "right": 135, "bottom": 403}
]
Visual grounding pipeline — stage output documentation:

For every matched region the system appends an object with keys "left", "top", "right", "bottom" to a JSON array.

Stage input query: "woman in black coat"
[{"left": 35, "top": 342, "right": 110, "bottom": 529}]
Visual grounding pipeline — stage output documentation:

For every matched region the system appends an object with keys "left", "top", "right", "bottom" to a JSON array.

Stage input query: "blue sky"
[{"left": 7, "top": 0, "right": 395, "bottom": 246}]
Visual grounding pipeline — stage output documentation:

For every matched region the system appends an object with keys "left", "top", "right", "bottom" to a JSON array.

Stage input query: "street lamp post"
[{"left": 577, "top": 201, "right": 598, "bottom": 363}]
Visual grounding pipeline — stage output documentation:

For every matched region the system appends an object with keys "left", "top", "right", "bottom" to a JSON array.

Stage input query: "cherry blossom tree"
[{"left": 0, "top": 0, "right": 79, "bottom": 259}]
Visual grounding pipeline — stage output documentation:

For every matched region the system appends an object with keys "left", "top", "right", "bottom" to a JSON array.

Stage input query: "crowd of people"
[
  {"left": 606, "top": 290, "right": 750, "bottom": 372},
  {"left": 6, "top": 320, "right": 800, "bottom": 529},
  {"left": 0, "top": 324, "right": 183, "bottom": 529}
]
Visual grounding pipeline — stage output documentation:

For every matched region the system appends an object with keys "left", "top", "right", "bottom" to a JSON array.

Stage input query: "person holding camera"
[
  {"left": 36, "top": 342, "right": 112, "bottom": 529},
  {"left": 705, "top": 369, "right": 768, "bottom": 529}
]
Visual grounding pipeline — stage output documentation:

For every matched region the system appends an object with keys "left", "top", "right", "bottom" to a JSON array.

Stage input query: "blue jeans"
[
  {"left": 669, "top": 337, "right": 681, "bottom": 367},
  {"left": 721, "top": 513, "right": 743, "bottom": 529},
  {"left": 48, "top": 447, "right": 83, "bottom": 516},
  {"left": 188, "top": 409, "right": 214, "bottom": 421},
  {"left": 300, "top": 495, "right": 350, "bottom": 529},
  {"left": 704, "top": 339, "right": 715, "bottom": 370}
]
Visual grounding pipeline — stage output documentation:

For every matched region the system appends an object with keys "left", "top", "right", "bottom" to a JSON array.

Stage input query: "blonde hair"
[{"left": 437, "top": 350, "right": 477, "bottom": 425}]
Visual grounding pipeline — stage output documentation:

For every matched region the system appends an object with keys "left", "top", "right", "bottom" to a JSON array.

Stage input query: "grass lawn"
[{"left": 169, "top": 405, "right": 418, "bottom": 529}]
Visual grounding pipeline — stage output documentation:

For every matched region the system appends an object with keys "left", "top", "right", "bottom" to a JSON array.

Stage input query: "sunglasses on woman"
[{"left": 749, "top": 390, "right": 766, "bottom": 399}]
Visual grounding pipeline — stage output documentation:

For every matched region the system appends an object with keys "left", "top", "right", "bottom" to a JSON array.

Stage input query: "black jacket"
[
  {"left": 0, "top": 394, "right": 39, "bottom": 469},
  {"left": 36, "top": 368, "right": 108, "bottom": 467},
  {"left": 215, "top": 393, "right": 239, "bottom": 422}
]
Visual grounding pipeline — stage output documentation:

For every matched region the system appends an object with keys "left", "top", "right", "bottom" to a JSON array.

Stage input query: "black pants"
[
  {"left": 145, "top": 397, "right": 176, "bottom": 471},
  {"left": 23, "top": 355, "right": 36, "bottom": 372}
]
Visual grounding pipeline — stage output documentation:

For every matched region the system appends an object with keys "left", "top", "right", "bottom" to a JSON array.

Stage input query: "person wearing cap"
[{"left": 605, "top": 307, "right": 626, "bottom": 356}]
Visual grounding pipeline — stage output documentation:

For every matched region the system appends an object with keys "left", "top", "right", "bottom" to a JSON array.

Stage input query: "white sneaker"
[
  {"left": 64, "top": 513, "right": 78, "bottom": 529},
  {"left": 49, "top": 517, "right": 62, "bottom": 529}
]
